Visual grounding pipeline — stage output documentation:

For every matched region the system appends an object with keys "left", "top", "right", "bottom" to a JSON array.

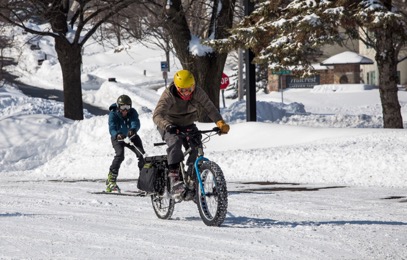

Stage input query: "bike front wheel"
[{"left": 196, "top": 161, "right": 228, "bottom": 226}]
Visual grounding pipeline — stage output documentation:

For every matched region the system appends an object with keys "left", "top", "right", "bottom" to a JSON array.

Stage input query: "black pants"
[
  {"left": 158, "top": 124, "right": 198, "bottom": 167},
  {"left": 109, "top": 135, "right": 145, "bottom": 176}
]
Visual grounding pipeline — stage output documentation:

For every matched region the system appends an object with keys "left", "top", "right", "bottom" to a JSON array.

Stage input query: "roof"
[{"left": 320, "top": 51, "right": 374, "bottom": 66}]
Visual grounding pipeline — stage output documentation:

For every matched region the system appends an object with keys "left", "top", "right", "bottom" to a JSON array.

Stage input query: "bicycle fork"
[
  {"left": 193, "top": 146, "right": 208, "bottom": 197},
  {"left": 194, "top": 156, "right": 209, "bottom": 197},
  {"left": 180, "top": 146, "right": 208, "bottom": 197}
]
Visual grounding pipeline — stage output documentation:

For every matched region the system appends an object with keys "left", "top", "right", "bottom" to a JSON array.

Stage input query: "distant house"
[
  {"left": 320, "top": 51, "right": 373, "bottom": 84},
  {"left": 267, "top": 40, "right": 360, "bottom": 91}
]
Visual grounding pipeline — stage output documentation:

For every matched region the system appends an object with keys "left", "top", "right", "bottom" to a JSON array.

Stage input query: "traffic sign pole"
[{"left": 280, "top": 75, "right": 284, "bottom": 104}]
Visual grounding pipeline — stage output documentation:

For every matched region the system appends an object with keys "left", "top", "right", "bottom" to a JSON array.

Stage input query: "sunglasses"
[
  {"left": 119, "top": 104, "right": 131, "bottom": 111},
  {"left": 177, "top": 85, "right": 195, "bottom": 94}
]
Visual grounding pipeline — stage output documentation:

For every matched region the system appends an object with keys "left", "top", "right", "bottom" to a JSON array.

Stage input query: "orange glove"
[{"left": 216, "top": 120, "right": 230, "bottom": 134}]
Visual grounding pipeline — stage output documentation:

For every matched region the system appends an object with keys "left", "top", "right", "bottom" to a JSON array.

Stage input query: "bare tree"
[
  {"left": 104, "top": 5, "right": 175, "bottom": 72},
  {"left": 0, "top": 0, "right": 139, "bottom": 120},
  {"left": 134, "top": 0, "right": 237, "bottom": 121}
]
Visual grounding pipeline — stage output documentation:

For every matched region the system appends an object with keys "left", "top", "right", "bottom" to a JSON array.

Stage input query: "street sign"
[
  {"left": 220, "top": 73, "right": 229, "bottom": 90},
  {"left": 272, "top": 70, "right": 291, "bottom": 75},
  {"left": 160, "top": 61, "right": 168, "bottom": 72}
]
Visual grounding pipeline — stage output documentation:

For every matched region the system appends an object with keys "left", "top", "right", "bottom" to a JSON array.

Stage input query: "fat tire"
[{"left": 196, "top": 161, "right": 228, "bottom": 226}]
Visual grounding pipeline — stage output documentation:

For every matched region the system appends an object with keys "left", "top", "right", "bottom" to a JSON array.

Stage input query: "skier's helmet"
[
  {"left": 174, "top": 70, "right": 195, "bottom": 89},
  {"left": 117, "top": 95, "right": 132, "bottom": 107}
]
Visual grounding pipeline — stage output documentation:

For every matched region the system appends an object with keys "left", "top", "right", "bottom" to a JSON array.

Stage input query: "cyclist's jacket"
[
  {"left": 108, "top": 103, "right": 141, "bottom": 139},
  {"left": 153, "top": 83, "right": 223, "bottom": 130}
]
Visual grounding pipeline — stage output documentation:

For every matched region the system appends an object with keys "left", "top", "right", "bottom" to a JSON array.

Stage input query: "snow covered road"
[{"left": 1, "top": 178, "right": 406, "bottom": 259}]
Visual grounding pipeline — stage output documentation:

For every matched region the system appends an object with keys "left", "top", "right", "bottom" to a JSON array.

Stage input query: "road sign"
[
  {"left": 220, "top": 73, "right": 229, "bottom": 90},
  {"left": 160, "top": 61, "right": 168, "bottom": 72},
  {"left": 272, "top": 70, "right": 291, "bottom": 75}
]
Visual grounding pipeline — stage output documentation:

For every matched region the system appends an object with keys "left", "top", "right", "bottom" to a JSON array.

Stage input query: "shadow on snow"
[{"left": 222, "top": 215, "right": 407, "bottom": 228}]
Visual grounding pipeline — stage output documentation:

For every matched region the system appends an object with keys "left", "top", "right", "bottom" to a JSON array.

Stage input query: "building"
[
  {"left": 267, "top": 41, "right": 360, "bottom": 91},
  {"left": 268, "top": 44, "right": 407, "bottom": 91},
  {"left": 359, "top": 40, "right": 407, "bottom": 87}
]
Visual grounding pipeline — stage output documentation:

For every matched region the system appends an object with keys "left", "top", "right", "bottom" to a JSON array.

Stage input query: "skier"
[
  {"left": 106, "top": 94, "right": 145, "bottom": 192},
  {"left": 153, "top": 69, "right": 230, "bottom": 195}
]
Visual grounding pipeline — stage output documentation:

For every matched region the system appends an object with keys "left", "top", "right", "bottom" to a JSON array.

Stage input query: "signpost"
[
  {"left": 220, "top": 73, "right": 229, "bottom": 108},
  {"left": 272, "top": 70, "right": 291, "bottom": 104},
  {"left": 162, "top": 71, "right": 168, "bottom": 87},
  {"left": 161, "top": 61, "right": 169, "bottom": 87}
]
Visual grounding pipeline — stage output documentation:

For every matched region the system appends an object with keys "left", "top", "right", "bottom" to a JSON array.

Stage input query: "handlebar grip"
[{"left": 154, "top": 142, "right": 166, "bottom": 146}]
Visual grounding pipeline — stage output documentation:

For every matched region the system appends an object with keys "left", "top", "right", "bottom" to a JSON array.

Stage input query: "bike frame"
[
  {"left": 183, "top": 145, "right": 208, "bottom": 197},
  {"left": 152, "top": 128, "right": 221, "bottom": 198},
  {"left": 182, "top": 128, "right": 218, "bottom": 197}
]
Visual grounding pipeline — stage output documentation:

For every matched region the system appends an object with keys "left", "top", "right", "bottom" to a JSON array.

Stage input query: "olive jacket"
[{"left": 153, "top": 83, "right": 223, "bottom": 130}]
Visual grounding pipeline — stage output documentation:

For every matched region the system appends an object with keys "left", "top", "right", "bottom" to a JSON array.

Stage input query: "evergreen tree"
[{"left": 209, "top": 0, "right": 407, "bottom": 128}]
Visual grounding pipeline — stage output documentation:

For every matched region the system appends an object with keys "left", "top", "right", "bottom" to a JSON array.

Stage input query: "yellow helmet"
[{"left": 174, "top": 70, "right": 195, "bottom": 89}]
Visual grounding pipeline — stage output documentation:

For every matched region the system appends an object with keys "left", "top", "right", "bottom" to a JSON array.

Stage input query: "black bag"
[{"left": 137, "top": 161, "right": 158, "bottom": 193}]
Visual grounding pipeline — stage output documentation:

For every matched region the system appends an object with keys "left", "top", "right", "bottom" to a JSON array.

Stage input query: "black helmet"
[{"left": 117, "top": 95, "right": 132, "bottom": 107}]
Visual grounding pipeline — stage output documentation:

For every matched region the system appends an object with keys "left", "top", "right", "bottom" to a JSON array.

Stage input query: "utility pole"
[
  {"left": 237, "top": 0, "right": 244, "bottom": 101},
  {"left": 244, "top": 0, "right": 256, "bottom": 121},
  {"left": 238, "top": 49, "right": 244, "bottom": 101}
]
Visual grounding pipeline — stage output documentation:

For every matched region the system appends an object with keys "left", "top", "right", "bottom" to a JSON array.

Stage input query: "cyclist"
[
  {"left": 153, "top": 69, "right": 230, "bottom": 195},
  {"left": 106, "top": 94, "right": 145, "bottom": 193}
]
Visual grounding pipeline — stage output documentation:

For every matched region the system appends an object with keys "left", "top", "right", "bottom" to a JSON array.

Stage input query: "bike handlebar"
[
  {"left": 199, "top": 127, "right": 221, "bottom": 134},
  {"left": 153, "top": 127, "right": 221, "bottom": 147}
]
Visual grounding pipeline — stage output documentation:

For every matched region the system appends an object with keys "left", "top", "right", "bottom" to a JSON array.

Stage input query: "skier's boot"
[
  {"left": 106, "top": 171, "right": 121, "bottom": 193},
  {"left": 168, "top": 169, "right": 184, "bottom": 195}
]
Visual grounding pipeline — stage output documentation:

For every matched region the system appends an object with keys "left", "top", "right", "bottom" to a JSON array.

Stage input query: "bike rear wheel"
[
  {"left": 196, "top": 161, "right": 228, "bottom": 226},
  {"left": 151, "top": 192, "right": 175, "bottom": 219}
]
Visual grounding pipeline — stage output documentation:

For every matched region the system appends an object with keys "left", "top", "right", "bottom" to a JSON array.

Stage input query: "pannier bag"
[
  {"left": 137, "top": 160, "right": 158, "bottom": 192},
  {"left": 137, "top": 155, "right": 167, "bottom": 192}
]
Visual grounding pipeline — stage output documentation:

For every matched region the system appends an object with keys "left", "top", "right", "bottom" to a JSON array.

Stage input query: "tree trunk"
[
  {"left": 166, "top": 49, "right": 170, "bottom": 72},
  {"left": 55, "top": 37, "right": 84, "bottom": 120},
  {"left": 163, "top": 0, "right": 235, "bottom": 122},
  {"left": 375, "top": 29, "right": 403, "bottom": 128},
  {"left": 192, "top": 54, "right": 228, "bottom": 122}
]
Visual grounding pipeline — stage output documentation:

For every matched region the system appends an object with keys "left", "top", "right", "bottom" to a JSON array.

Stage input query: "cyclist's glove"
[
  {"left": 166, "top": 125, "right": 179, "bottom": 134},
  {"left": 216, "top": 120, "right": 230, "bottom": 134}
]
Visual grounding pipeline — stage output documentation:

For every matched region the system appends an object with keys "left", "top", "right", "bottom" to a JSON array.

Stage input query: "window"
[
  {"left": 365, "top": 30, "right": 375, "bottom": 49},
  {"left": 397, "top": 71, "right": 400, "bottom": 85},
  {"left": 367, "top": 71, "right": 376, "bottom": 85}
]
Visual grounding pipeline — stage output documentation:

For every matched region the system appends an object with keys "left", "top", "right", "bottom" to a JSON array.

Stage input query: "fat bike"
[{"left": 139, "top": 127, "right": 228, "bottom": 226}]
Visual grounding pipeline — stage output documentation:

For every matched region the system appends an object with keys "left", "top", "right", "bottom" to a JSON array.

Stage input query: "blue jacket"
[{"left": 108, "top": 103, "right": 141, "bottom": 139}]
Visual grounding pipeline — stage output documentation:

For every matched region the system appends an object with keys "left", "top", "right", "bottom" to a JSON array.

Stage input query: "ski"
[{"left": 89, "top": 190, "right": 147, "bottom": 197}]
